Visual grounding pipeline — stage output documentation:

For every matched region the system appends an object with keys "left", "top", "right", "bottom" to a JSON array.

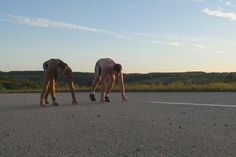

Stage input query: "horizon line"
[{"left": 1, "top": 70, "right": 236, "bottom": 74}]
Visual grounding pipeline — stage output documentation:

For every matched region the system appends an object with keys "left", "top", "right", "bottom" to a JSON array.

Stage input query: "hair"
[
  {"left": 113, "top": 64, "right": 122, "bottom": 73},
  {"left": 58, "top": 62, "right": 68, "bottom": 70}
]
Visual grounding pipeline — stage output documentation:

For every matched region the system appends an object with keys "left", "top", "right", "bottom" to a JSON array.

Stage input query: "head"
[
  {"left": 57, "top": 62, "right": 68, "bottom": 75},
  {"left": 112, "top": 64, "right": 122, "bottom": 76}
]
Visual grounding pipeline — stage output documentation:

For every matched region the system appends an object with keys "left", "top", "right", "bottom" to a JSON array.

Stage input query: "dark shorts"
[
  {"left": 43, "top": 62, "right": 48, "bottom": 71},
  {"left": 95, "top": 63, "right": 102, "bottom": 76},
  {"left": 43, "top": 62, "right": 58, "bottom": 81}
]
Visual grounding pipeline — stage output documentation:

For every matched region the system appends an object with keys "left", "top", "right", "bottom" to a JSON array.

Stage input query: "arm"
[
  {"left": 117, "top": 73, "right": 128, "bottom": 102},
  {"left": 65, "top": 68, "right": 79, "bottom": 105},
  {"left": 105, "top": 74, "right": 115, "bottom": 95},
  {"left": 99, "top": 72, "right": 107, "bottom": 103}
]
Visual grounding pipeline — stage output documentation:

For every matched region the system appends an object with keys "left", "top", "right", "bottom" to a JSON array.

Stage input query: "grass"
[
  {"left": 1, "top": 82, "right": 236, "bottom": 93},
  {"left": 115, "top": 82, "right": 236, "bottom": 92}
]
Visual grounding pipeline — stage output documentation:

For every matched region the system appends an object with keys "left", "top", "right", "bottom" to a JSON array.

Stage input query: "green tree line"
[{"left": 1, "top": 71, "right": 236, "bottom": 92}]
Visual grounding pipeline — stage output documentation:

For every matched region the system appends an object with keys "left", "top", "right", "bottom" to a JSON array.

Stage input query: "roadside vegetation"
[{"left": 1, "top": 71, "right": 236, "bottom": 93}]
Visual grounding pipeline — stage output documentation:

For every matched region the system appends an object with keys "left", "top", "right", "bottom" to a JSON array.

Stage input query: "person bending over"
[
  {"left": 40, "top": 59, "right": 79, "bottom": 107},
  {"left": 90, "top": 58, "right": 128, "bottom": 103}
]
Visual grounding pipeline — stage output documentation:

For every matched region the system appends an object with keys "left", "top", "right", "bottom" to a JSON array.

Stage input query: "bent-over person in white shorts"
[{"left": 90, "top": 58, "right": 128, "bottom": 103}]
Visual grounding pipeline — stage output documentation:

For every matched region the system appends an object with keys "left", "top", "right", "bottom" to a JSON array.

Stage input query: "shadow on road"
[
  {"left": 0, "top": 104, "right": 78, "bottom": 112},
  {"left": 0, "top": 101, "right": 103, "bottom": 112},
  {"left": 0, "top": 104, "right": 41, "bottom": 111}
]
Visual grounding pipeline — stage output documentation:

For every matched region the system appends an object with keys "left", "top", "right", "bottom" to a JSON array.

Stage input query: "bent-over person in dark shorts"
[
  {"left": 90, "top": 58, "right": 128, "bottom": 103},
  {"left": 40, "top": 59, "right": 79, "bottom": 107}
]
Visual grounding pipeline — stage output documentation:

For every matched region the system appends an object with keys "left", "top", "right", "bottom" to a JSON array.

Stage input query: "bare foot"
[{"left": 40, "top": 104, "right": 46, "bottom": 107}]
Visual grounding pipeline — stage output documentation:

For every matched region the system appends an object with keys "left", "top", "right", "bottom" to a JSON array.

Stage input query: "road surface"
[{"left": 0, "top": 92, "right": 236, "bottom": 157}]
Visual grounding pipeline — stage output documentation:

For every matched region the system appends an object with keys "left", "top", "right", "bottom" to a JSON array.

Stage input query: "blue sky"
[{"left": 1, "top": 0, "right": 236, "bottom": 73}]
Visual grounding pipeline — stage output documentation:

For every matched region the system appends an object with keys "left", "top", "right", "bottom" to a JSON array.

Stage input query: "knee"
[
  {"left": 98, "top": 76, "right": 101, "bottom": 81},
  {"left": 95, "top": 76, "right": 101, "bottom": 82}
]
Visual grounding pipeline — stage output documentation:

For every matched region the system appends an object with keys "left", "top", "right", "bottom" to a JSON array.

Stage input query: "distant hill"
[
  {"left": 1, "top": 71, "right": 236, "bottom": 85},
  {"left": 1, "top": 71, "right": 236, "bottom": 92},
  {"left": 124, "top": 72, "right": 236, "bottom": 84}
]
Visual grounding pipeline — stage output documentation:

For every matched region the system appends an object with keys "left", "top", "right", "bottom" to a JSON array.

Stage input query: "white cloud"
[
  {"left": 219, "top": 0, "right": 236, "bottom": 7},
  {"left": 136, "top": 34, "right": 210, "bottom": 49},
  {"left": 138, "top": 39, "right": 183, "bottom": 47},
  {"left": 138, "top": 39, "right": 164, "bottom": 45},
  {"left": 135, "top": 33, "right": 236, "bottom": 54},
  {"left": 5, "top": 15, "right": 130, "bottom": 39},
  {"left": 217, "top": 7, "right": 225, "bottom": 11},
  {"left": 192, "top": 0, "right": 205, "bottom": 2},
  {"left": 192, "top": 44, "right": 207, "bottom": 48},
  {"left": 133, "top": 32, "right": 161, "bottom": 38},
  {"left": 168, "top": 42, "right": 182, "bottom": 47},
  {"left": 224, "top": 47, "right": 232, "bottom": 51},
  {"left": 203, "top": 8, "right": 236, "bottom": 21},
  {"left": 3, "top": 14, "right": 235, "bottom": 54},
  {"left": 215, "top": 50, "right": 226, "bottom": 54}
]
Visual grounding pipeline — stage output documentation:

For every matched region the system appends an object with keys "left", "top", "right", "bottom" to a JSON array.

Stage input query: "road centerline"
[{"left": 150, "top": 101, "right": 236, "bottom": 108}]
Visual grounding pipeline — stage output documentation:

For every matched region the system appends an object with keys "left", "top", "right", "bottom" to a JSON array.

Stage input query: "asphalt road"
[{"left": 0, "top": 92, "right": 236, "bottom": 157}]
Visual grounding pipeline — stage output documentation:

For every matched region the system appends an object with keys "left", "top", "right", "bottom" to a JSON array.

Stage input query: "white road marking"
[{"left": 150, "top": 101, "right": 236, "bottom": 108}]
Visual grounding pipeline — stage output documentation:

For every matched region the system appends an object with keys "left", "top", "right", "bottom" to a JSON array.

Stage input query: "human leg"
[
  {"left": 40, "top": 77, "right": 51, "bottom": 107},
  {"left": 51, "top": 79, "right": 59, "bottom": 106}
]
